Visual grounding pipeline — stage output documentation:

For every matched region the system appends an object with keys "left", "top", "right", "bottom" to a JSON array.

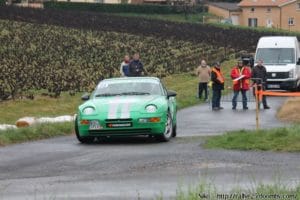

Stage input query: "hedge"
[
  {"left": 0, "top": 0, "right": 5, "bottom": 6},
  {"left": 43, "top": 2, "right": 207, "bottom": 14}
]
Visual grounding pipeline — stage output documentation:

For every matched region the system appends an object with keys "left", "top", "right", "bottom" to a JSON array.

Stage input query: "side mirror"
[
  {"left": 81, "top": 93, "right": 90, "bottom": 101},
  {"left": 167, "top": 90, "right": 177, "bottom": 98},
  {"left": 297, "top": 58, "right": 300, "bottom": 65}
]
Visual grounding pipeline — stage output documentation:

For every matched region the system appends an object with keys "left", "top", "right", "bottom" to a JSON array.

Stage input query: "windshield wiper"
[
  {"left": 95, "top": 93, "right": 120, "bottom": 97},
  {"left": 120, "top": 92, "right": 150, "bottom": 95}
]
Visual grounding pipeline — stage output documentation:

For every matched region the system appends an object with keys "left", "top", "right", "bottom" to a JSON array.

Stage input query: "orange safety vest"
[
  {"left": 212, "top": 67, "right": 225, "bottom": 84},
  {"left": 232, "top": 67, "right": 250, "bottom": 87}
]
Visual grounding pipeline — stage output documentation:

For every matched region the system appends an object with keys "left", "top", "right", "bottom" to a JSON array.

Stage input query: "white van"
[{"left": 255, "top": 36, "right": 300, "bottom": 90}]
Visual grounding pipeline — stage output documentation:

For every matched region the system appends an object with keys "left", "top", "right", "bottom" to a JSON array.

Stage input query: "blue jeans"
[
  {"left": 232, "top": 90, "right": 248, "bottom": 109},
  {"left": 212, "top": 89, "right": 222, "bottom": 108}
]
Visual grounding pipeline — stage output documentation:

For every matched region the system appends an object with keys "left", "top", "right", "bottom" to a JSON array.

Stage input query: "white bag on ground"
[
  {"left": 0, "top": 124, "right": 17, "bottom": 130},
  {"left": 16, "top": 117, "right": 36, "bottom": 127},
  {"left": 14, "top": 115, "right": 75, "bottom": 128},
  {"left": 37, "top": 115, "right": 75, "bottom": 123}
]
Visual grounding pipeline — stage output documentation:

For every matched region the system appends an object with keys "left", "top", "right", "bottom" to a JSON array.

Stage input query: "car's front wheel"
[
  {"left": 75, "top": 117, "right": 94, "bottom": 144},
  {"left": 156, "top": 111, "right": 173, "bottom": 142}
]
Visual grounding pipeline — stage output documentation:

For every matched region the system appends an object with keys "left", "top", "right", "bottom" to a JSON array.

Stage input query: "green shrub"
[
  {"left": 44, "top": 2, "right": 207, "bottom": 14},
  {"left": 0, "top": 0, "right": 6, "bottom": 6}
]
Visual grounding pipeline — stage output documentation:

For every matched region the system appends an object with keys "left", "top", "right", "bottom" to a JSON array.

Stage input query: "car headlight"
[
  {"left": 289, "top": 70, "right": 294, "bottom": 78},
  {"left": 83, "top": 107, "right": 95, "bottom": 115},
  {"left": 145, "top": 105, "right": 157, "bottom": 113}
]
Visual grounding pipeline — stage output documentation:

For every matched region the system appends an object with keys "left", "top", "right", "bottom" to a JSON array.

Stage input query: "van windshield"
[{"left": 256, "top": 48, "right": 295, "bottom": 65}]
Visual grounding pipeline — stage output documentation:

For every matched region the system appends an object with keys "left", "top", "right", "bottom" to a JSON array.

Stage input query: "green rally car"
[{"left": 75, "top": 77, "right": 177, "bottom": 143}]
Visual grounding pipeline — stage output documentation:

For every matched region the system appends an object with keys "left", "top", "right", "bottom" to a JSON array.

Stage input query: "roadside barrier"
[
  {"left": 254, "top": 85, "right": 300, "bottom": 130},
  {"left": 256, "top": 90, "right": 300, "bottom": 98},
  {"left": 207, "top": 77, "right": 299, "bottom": 130}
]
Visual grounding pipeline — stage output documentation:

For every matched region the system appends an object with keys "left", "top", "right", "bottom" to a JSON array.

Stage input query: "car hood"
[
  {"left": 264, "top": 64, "right": 295, "bottom": 72},
  {"left": 80, "top": 95, "right": 166, "bottom": 118}
]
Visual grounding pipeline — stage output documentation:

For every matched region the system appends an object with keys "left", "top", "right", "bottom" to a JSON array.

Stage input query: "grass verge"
[
  {"left": 0, "top": 92, "right": 83, "bottom": 124},
  {"left": 204, "top": 125, "right": 300, "bottom": 152},
  {"left": 204, "top": 95, "right": 300, "bottom": 152},
  {"left": 0, "top": 122, "right": 73, "bottom": 146},
  {"left": 161, "top": 181, "right": 300, "bottom": 200},
  {"left": 277, "top": 97, "right": 300, "bottom": 123}
]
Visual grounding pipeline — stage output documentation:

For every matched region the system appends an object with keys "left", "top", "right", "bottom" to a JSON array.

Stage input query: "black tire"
[
  {"left": 75, "top": 116, "right": 94, "bottom": 144},
  {"left": 172, "top": 124, "right": 177, "bottom": 137},
  {"left": 156, "top": 111, "right": 173, "bottom": 142}
]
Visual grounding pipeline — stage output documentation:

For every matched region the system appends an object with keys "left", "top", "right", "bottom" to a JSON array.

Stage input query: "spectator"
[
  {"left": 231, "top": 59, "right": 251, "bottom": 110},
  {"left": 128, "top": 53, "right": 145, "bottom": 77},
  {"left": 195, "top": 59, "right": 211, "bottom": 101},
  {"left": 252, "top": 59, "right": 270, "bottom": 109},
  {"left": 211, "top": 62, "right": 225, "bottom": 111},
  {"left": 120, "top": 55, "right": 130, "bottom": 77}
]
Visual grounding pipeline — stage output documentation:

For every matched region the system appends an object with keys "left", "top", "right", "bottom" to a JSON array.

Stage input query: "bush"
[
  {"left": 0, "top": 19, "right": 226, "bottom": 99},
  {"left": 43, "top": 2, "right": 207, "bottom": 14},
  {"left": 0, "top": 0, "right": 5, "bottom": 6}
]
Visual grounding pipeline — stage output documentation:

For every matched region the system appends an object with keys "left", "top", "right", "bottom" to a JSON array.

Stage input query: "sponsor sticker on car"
[{"left": 107, "top": 123, "right": 132, "bottom": 128}]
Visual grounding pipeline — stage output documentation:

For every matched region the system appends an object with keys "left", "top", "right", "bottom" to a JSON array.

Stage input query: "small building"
[
  {"left": 238, "top": 0, "right": 300, "bottom": 31},
  {"left": 207, "top": 0, "right": 300, "bottom": 31},
  {"left": 207, "top": 2, "right": 242, "bottom": 25}
]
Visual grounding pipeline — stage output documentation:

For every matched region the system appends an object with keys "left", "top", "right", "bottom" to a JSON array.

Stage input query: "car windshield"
[
  {"left": 256, "top": 48, "right": 295, "bottom": 65},
  {"left": 94, "top": 80, "right": 163, "bottom": 97}
]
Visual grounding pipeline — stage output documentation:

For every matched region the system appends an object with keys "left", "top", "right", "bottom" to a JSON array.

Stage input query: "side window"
[{"left": 160, "top": 82, "right": 168, "bottom": 96}]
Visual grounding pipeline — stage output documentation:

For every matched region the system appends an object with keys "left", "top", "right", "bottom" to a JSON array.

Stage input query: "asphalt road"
[
  {"left": 0, "top": 97, "right": 299, "bottom": 200},
  {"left": 178, "top": 96, "right": 288, "bottom": 136}
]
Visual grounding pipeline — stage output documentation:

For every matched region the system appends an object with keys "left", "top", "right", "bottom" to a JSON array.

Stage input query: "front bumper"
[
  {"left": 77, "top": 112, "right": 166, "bottom": 137},
  {"left": 266, "top": 79, "right": 297, "bottom": 90}
]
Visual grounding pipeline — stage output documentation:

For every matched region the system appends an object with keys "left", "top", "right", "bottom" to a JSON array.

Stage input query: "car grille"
[
  {"left": 267, "top": 72, "right": 289, "bottom": 79},
  {"left": 105, "top": 118, "right": 132, "bottom": 122},
  {"left": 89, "top": 128, "right": 151, "bottom": 135}
]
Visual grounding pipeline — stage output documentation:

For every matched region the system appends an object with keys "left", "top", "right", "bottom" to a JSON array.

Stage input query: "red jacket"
[{"left": 231, "top": 66, "right": 251, "bottom": 91}]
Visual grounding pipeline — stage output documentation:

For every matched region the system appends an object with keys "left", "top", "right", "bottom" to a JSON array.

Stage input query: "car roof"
[{"left": 102, "top": 77, "right": 161, "bottom": 83}]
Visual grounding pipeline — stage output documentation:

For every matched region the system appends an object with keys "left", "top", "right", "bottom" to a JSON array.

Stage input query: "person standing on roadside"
[
  {"left": 231, "top": 59, "right": 251, "bottom": 110},
  {"left": 128, "top": 53, "right": 145, "bottom": 77},
  {"left": 120, "top": 55, "right": 130, "bottom": 77},
  {"left": 211, "top": 62, "right": 225, "bottom": 111},
  {"left": 252, "top": 59, "right": 270, "bottom": 109},
  {"left": 195, "top": 59, "right": 211, "bottom": 102}
]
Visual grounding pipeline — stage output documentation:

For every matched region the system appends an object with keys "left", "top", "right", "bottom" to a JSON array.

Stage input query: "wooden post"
[{"left": 255, "top": 84, "right": 259, "bottom": 130}]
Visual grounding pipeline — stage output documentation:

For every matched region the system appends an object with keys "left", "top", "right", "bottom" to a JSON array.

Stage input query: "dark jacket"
[
  {"left": 128, "top": 60, "right": 144, "bottom": 77},
  {"left": 252, "top": 65, "right": 267, "bottom": 85},
  {"left": 211, "top": 67, "right": 224, "bottom": 90}
]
